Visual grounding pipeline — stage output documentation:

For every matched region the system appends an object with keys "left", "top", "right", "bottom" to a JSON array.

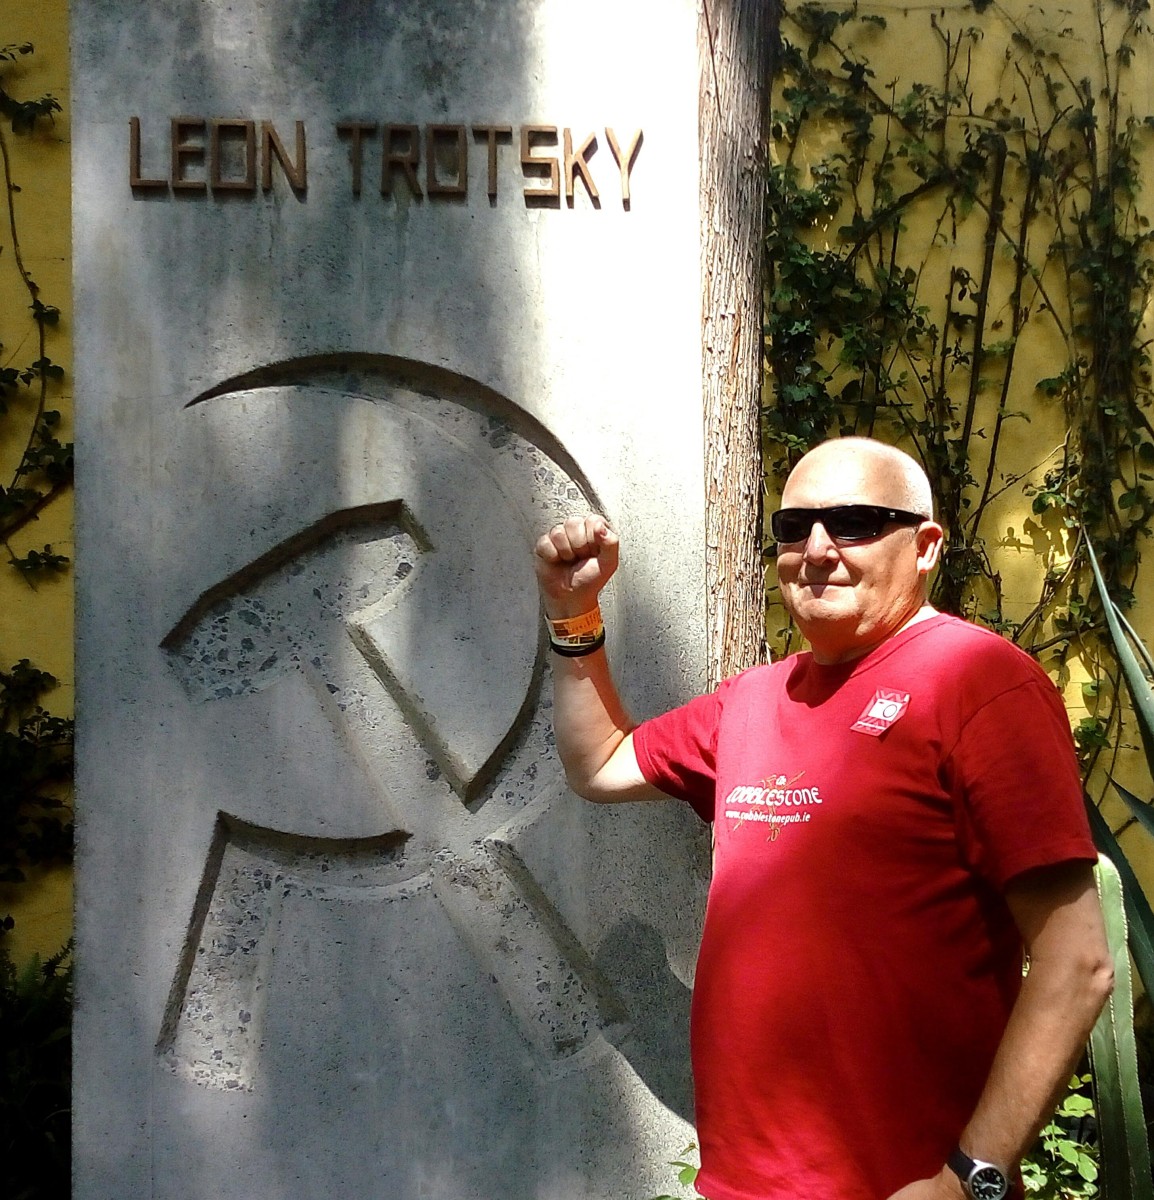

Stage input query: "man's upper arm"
[
  {"left": 948, "top": 667, "right": 1096, "bottom": 886},
  {"left": 1004, "top": 860, "right": 1110, "bottom": 968},
  {"left": 583, "top": 731, "right": 669, "bottom": 803}
]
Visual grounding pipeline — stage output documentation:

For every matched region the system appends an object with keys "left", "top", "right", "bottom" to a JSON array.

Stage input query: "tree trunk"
[{"left": 699, "top": 0, "right": 773, "bottom": 687}]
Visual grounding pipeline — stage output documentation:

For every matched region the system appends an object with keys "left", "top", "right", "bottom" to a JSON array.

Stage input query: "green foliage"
[
  {"left": 0, "top": 39, "right": 72, "bottom": 893},
  {"left": 0, "top": 43, "right": 60, "bottom": 133},
  {"left": 0, "top": 41, "right": 72, "bottom": 577},
  {"left": 765, "top": 0, "right": 1154, "bottom": 671},
  {"left": 0, "top": 939, "right": 72, "bottom": 1200},
  {"left": 0, "top": 36, "right": 73, "bottom": 1200},
  {"left": 1084, "top": 538, "right": 1154, "bottom": 993},
  {"left": 1088, "top": 855, "right": 1154, "bottom": 1199},
  {"left": 0, "top": 657, "right": 71, "bottom": 936},
  {"left": 1022, "top": 1075, "right": 1099, "bottom": 1198},
  {"left": 10, "top": 544, "right": 68, "bottom": 576},
  {"left": 1078, "top": 541, "right": 1154, "bottom": 1196},
  {"left": 649, "top": 1143, "right": 699, "bottom": 1200},
  {"left": 0, "top": 660, "right": 73, "bottom": 895}
]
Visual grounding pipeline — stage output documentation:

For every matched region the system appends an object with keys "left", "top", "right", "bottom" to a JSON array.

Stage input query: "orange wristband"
[{"left": 546, "top": 606, "right": 603, "bottom": 642}]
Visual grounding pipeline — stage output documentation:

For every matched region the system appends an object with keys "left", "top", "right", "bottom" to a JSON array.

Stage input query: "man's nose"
[{"left": 802, "top": 520, "right": 840, "bottom": 560}]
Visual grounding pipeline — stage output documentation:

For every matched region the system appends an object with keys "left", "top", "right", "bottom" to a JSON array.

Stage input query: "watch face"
[{"left": 970, "top": 1166, "right": 1008, "bottom": 1200}]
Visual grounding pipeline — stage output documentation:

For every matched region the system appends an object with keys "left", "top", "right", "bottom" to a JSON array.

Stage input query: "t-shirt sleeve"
[
  {"left": 945, "top": 673, "right": 1097, "bottom": 888},
  {"left": 632, "top": 688, "right": 722, "bottom": 822}
]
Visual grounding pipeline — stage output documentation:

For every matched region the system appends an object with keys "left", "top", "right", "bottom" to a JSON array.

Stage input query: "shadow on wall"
[{"left": 596, "top": 916, "right": 695, "bottom": 1123}]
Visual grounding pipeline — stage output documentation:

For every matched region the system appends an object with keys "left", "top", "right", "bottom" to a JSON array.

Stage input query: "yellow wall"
[
  {"left": 0, "top": 0, "right": 72, "bottom": 962},
  {"left": 768, "top": 2, "right": 1154, "bottom": 895}
]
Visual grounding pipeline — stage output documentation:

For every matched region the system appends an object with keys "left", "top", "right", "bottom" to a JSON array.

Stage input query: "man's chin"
[{"left": 786, "top": 594, "right": 854, "bottom": 625}]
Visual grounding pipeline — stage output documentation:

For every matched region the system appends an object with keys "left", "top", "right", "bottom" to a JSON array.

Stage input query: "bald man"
[{"left": 534, "top": 437, "right": 1112, "bottom": 1200}]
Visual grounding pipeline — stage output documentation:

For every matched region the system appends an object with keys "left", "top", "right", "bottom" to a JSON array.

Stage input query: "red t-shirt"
[{"left": 633, "top": 614, "right": 1096, "bottom": 1200}]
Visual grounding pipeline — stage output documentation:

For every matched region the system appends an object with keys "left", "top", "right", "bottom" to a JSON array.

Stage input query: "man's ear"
[{"left": 915, "top": 521, "right": 944, "bottom": 577}]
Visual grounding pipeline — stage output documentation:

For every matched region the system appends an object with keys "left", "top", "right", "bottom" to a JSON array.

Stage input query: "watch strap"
[
  {"left": 948, "top": 1146, "right": 974, "bottom": 1183},
  {"left": 947, "top": 1146, "right": 1009, "bottom": 1200}
]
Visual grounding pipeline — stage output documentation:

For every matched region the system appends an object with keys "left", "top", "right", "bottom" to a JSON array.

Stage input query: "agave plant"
[{"left": 1082, "top": 540, "right": 1154, "bottom": 1199}]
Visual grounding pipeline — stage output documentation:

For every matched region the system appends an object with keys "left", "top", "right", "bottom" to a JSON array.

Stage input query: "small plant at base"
[
  {"left": 650, "top": 1142, "right": 700, "bottom": 1200},
  {"left": 1021, "top": 1074, "right": 1099, "bottom": 1198}
]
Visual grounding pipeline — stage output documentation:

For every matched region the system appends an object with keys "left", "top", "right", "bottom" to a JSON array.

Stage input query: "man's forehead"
[{"left": 781, "top": 445, "right": 905, "bottom": 505}]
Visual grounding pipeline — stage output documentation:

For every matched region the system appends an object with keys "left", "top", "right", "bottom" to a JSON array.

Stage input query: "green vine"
[
  {"left": 0, "top": 40, "right": 73, "bottom": 936},
  {"left": 0, "top": 659, "right": 73, "bottom": 899},
  {"left": 764, "top": 0, "right": 1154, "bottom": 786},
  {"left": 0, "top": 36, "right": 73, "bottom": 1194},
  {"left": 0, "top": 41, "right": 70, "bottom": 580}
]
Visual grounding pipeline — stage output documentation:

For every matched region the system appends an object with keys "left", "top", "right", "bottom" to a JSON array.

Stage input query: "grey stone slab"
[{"left": 74, "top": 2, "right": 709, "bottom": 1197}]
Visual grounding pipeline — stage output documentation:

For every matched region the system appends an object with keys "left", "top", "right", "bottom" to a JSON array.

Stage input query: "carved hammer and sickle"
[{"left": 157, "top": 376, "right": 625, "bottom": 1090}]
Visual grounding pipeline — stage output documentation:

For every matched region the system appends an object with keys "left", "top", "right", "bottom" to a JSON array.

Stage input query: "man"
[{"left": 533, "top": 437, "right": 1113, "bottom": 1200}]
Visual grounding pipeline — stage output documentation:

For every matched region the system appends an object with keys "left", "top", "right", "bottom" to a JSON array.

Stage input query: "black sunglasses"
[{"left": 771, "top": 505, "right": 928, "bottom": 544}]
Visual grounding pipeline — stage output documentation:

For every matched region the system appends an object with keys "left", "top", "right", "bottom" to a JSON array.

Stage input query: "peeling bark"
[{"left": 699, "top": 0, "right": 773, "bottom": 686}]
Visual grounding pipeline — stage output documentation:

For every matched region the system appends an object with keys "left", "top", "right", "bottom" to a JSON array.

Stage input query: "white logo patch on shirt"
[{"left": 851, "top": 689, "right": 911, "bottom": 736}]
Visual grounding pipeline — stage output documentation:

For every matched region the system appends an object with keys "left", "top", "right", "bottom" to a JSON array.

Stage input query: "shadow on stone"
[{"left": 596, "top": 915, "right": 695, "bottom": 1124}]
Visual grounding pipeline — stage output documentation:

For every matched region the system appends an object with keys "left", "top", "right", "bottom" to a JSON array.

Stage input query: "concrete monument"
[{"left": 74, "top": 2, "right": 708, "bottom": 1196}]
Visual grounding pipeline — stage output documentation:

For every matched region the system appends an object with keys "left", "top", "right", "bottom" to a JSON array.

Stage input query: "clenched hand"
[{"left": 534, "top": 515, "right": 619, "bottom": 618}]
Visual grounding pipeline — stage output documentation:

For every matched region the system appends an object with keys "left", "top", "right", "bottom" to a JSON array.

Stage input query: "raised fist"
[{"left": 534, "top": 515, "right": 619, "bottom": 618}]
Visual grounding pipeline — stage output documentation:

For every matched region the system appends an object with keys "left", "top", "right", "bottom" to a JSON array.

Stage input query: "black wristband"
[{"left": 549, "top": 630, "right": 606, "bottom": 657}]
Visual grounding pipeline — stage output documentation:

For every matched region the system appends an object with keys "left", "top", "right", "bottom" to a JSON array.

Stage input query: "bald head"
[
  {"left": 775, "top": 437, "right": 943, "bottom": 663},
  {"left": 782, "top": 438, "right": 934, "bottom": 519}
]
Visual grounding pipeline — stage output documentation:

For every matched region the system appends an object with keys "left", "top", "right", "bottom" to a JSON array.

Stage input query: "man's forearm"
[
  {"left": 535, "top": 516, "right": 659, "bottom": 801},
  {"left": 889, "top": 958, "right": 1112, "bottom": 1200},
  {"left": 887, "top": 864, "right": 1113, "bottom": 1200},
  {"left": 957, "top": 938, "right": 1113, "bottom": 1168},
  {"left": 548, "top": 643, "right": 661, "bottom": 802},
  {"left": 550, "top": 646, "right": 637, "bottom": 797},
  {"left": 959, "top": 865, "right": 1113, "bottom": 1170}
]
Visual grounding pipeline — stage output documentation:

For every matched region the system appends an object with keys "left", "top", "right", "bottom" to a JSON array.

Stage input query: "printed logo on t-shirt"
[
  {"left": 721, "top": 772, "right": 823, "bottom": 840},
  {"left": 851, "top": 689, "right": 911, "bottom": 737}
]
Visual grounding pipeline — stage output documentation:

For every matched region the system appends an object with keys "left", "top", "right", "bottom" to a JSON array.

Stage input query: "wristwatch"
[{"left": 947, "top": 1147, "right": 1009, "bottom": 1200}]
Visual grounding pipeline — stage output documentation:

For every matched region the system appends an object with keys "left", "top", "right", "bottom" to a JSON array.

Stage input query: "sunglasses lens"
[
  {"left": 773, "top": 512, "right": 812, "bottom": 542},
  {"left": 773, "top": 506, "right": 904, "bottom": 542},
  {"left": 829, "top": 509, "right": 884, "bottom": 539}
]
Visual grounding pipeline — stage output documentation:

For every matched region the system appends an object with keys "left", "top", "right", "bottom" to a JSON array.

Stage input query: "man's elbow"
[
  {"left": 1070, "top": 945, "right": 1116, "bottom": 1033},
  {"left": 562, "top": 765, "right": 605, "bottom": 802},
  {"left": 557, "top": 730, "right": 643, "bottom": 802},
  {"left": 561, "top": 762, "right": 624, "bottom": 803},
  {"left": 1088, "top": 951, "right": 1115, "bottom": 1013}
]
